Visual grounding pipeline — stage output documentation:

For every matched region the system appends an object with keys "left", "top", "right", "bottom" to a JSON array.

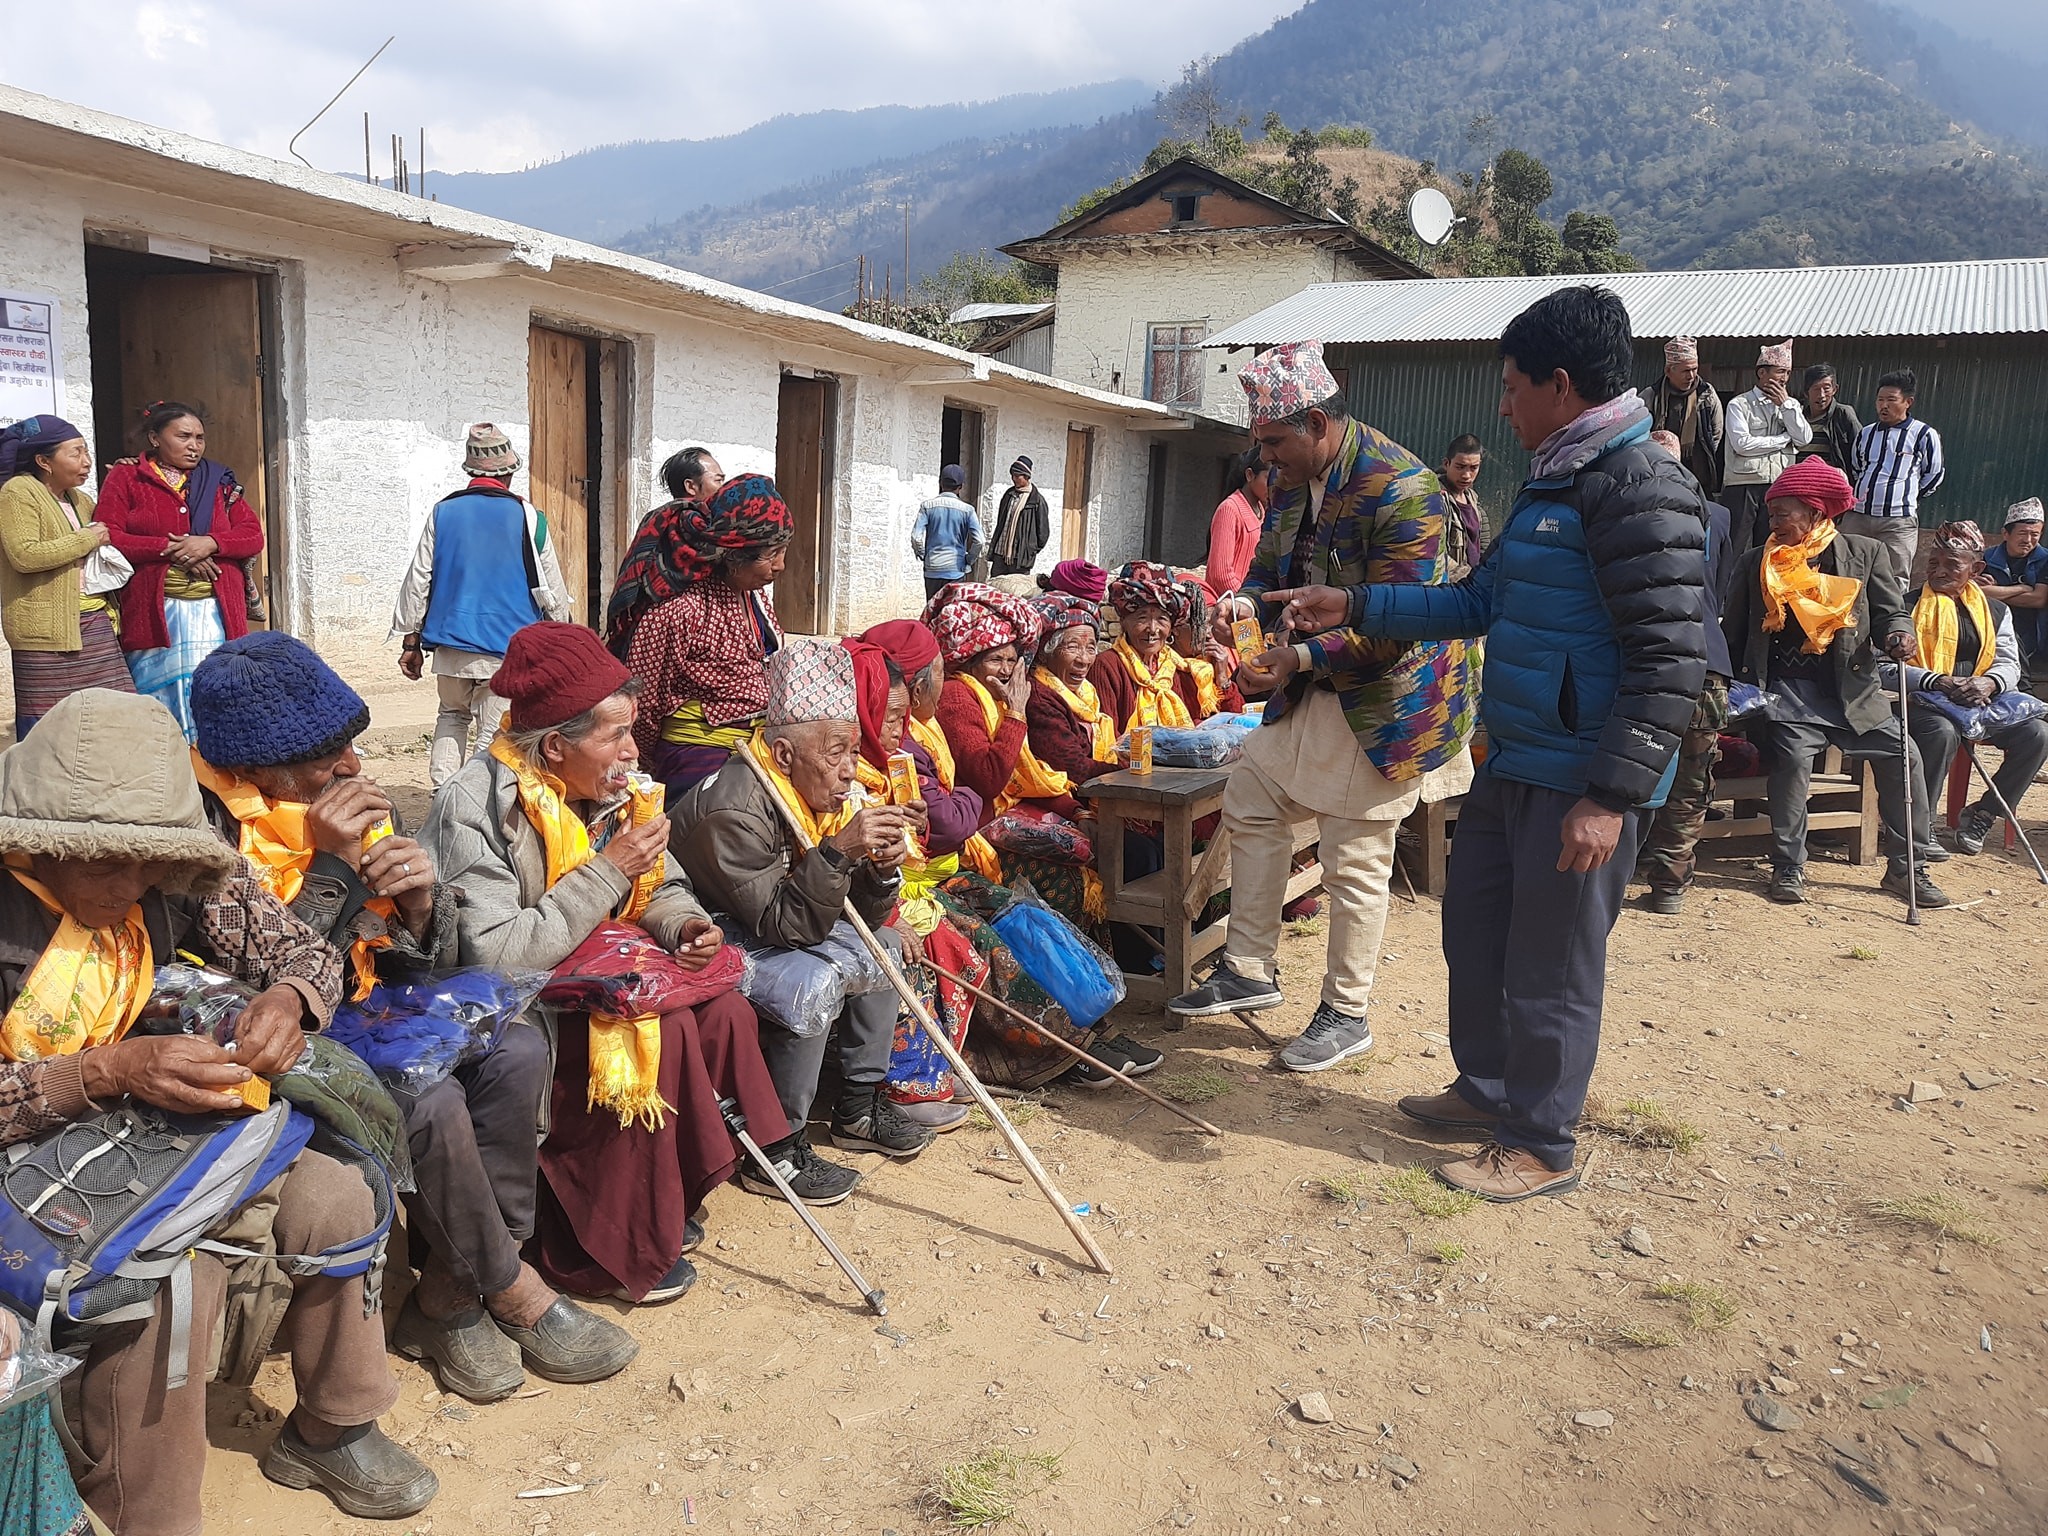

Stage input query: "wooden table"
[{"left": 1078, "top": 766, "right": 1321, "bottom": 1013}]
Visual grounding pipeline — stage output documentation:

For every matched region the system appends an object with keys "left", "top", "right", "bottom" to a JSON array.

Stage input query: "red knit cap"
[
  {"left": 491, "top": 621, "right": 632, "bottom": 730},
  {"left": 1766, "top": 458, "right": 1855, "bottom": 520}
]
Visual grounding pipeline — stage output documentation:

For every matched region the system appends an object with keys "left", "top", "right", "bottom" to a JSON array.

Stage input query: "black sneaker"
[
  {"left": 1920, "top": 840, "right": 1952, "bottom": 863},
  {"left": 1955, "top": 806, "right": 1996, "bottom": 856},
  {"left": 1765, "top": 867, "right": 1807, "bottom": 904},
  {"left": 1278, "top": 1004, "right": 1373, "bottom": 1072},
  {"left": 1881, "top": 865, "right": 1952, "bottom": 909},
  {"left": 681, "top": 1214, "right": 705, "bottom": 1253},
  {"left": 1643, "top": 886, "right": 1686, "bottom": 915},
  {"left": 1067, "top": 1034, "right": 1165, "bottom": 1089},
  {"left": 831, "top": 1090, "right": 936, "bottom": 1158},
  {"left": 1168, "top": 964, "right": 1283, "bottom": 1018},
  {"left": 614, "top": 1252, "right": 696, "bottom": 1306},
  {"left": 740, "top": 1136, "right": 860, "bottom": 1206}
]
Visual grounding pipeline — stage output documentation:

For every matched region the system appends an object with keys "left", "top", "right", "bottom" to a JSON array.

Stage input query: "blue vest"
[
  {"left": 420, "top": 488, "right": 544, "bottom": 658},
  {"left": 1482, "top": 427, "right": 1680, "bottom": 809}
]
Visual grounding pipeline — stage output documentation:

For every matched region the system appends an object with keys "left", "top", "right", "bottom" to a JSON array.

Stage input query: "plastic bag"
[
  {"left": 142, "top": 962, "right": 256, "bottom": 1045},
  {"left": 989, "top": 877, "right": 1125, "bottom": 1029},
  {"left": 538, "top": 921, "right": 748, "bottom": 1021},
  {"left": 1120, "top": 711, "right": 1262, "bottom": 769},
  {"left": 0, "top": 1307, "right": 78, "bottom": 1411},
  {"left": 983, "top": 806, "right": 1094, "bottom": 864},
  {"left": 328, "top": 968, "right": 546, "bottom": 1095},
  {"left": 1911, "top": 686, "right": 2048, "bottom": 741},
  {"left": 1723, "top": 682, "right": 1778, "bottom": 723},
  {"left": 731, "top": 920, "right": 891, "bottom": 1039}
]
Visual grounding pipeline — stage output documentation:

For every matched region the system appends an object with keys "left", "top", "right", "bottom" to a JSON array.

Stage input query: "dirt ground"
[{"left": 188, "top": 685, "right": 2047, "bottom": 1536}]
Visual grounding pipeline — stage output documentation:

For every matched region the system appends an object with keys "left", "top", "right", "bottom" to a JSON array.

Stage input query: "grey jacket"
[
  {"left": 421, "top": 752, "right": 710, "bottom": 973},
  {"left": 1723, "top": 528, "right": 1910, "bottom": 735}
]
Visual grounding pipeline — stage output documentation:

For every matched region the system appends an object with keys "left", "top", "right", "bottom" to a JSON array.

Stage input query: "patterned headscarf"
[
  {"left": 1766, "top": 459, "right": 1855, "bottom": 520},
  {"left": 604, "top": 473, "right": 794, "bottom": 656},
  {"left": 1929, "top": 521, "right": 1985, "bottom": 558},
  {"left": 1239, "top": 340, "right": 1340, "bottom": 425},
  {"left": 1031, "top": 592, "right": 1101, "bottom": 653},
  {"left": 2004, "top": 497, "right": 2044, "bottom": 528},
  {"left": 1108, "top": 561, "right": 1190, "bottom": 623},
  {"left": 765, "top": 641, "right": 857, "bottom": 727},
  {"left": 922, "top": 581, "right": 1044, "bottom": 665}
]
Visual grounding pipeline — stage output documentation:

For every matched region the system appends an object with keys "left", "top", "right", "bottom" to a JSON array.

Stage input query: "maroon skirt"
[{"left": 530, "top": 991, "right": 785, "bottom": 1300}]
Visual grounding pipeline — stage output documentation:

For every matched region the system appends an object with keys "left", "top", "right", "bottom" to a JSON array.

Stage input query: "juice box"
[
  {"left": 886, "top": 751, "right": 920, "bottom": 806},
  {"left": 1129, "top": 722, "right": 1154, "bottom": 775},
  {"left": 361, "top": 815, "right": 395, "bottom": 855},
  {"left": 626, "top": 771, "right": 666, "bottom": 824},
  {"left": 1230, "top": 613, "right": 1267, "bottom": 664}
]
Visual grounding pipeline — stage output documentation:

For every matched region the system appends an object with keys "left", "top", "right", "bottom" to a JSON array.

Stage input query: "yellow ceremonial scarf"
[
  {"left": 489, "top": 732, "right": 669, "bottom": 1128},
  {"left": 1032, "top": 667, "right": 1117, "bottom": 763},
  {"left": 1111, "top": 638, "right": 1221, "bottom": 729},
  {"left": 191, "top": 755, "right": 396, "bottom": 1001},
  {"left": 0, "top": 862, "right": 152, "bottom": 1062},
  {"left": 907, "top": 717, "right": 1002, "bottom": 882},
  {"left": 1912, "top": 584, "right": 1996, "bottom": 678},
  {"left": 957, "top": 674, "right": 1070, "bottom": 812},
  {"left": 1760, "top": 521, "right": 1861, "bottom": 655},
  {"left": 743, "top": 730, "right": 860, "bottom": 848}
]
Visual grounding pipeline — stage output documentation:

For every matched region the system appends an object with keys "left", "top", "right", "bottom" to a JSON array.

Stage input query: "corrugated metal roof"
[
  {"left": 1204, "top": 260, "right": 2048, "bottom": 348},
  {"left": 949, "top": 302, "right": 1053, "bottom": 324}
]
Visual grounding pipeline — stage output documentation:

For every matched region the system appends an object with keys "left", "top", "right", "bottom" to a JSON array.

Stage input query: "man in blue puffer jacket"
[{"left": 1272, "top": 287, "right": 1707, "bottom": 1202}]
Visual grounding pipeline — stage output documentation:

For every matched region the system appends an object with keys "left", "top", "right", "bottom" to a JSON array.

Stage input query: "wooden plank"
[
  {"left": 1075, "top": 764, "right": 1232, "bottom": 809},
  {"left": 117, "top": 273, "right": 270, "bottom": 620},
  {"left": 775, "top": 375, "right": 828, "bottom": 633},
  {"left": 1061, "top": 427, "right": 1093, "bottom": 560},
  {"left": 528, "top": 326, "right": 590, "bottom": 624}
]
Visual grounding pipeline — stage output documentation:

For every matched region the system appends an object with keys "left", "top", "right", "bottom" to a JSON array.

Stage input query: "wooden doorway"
[
  {"left": 940, "top": 403, "right": 987, "bottom": 512},
  {"left": 775, "top": 372, "right": 836, "bottom": 634},
  {"left": 85, "top": 243, "right": 282, "bottom": 624},
  {"left": 1061, "top": 426, "right": 1095, "bottom": 560},
  {"left": 528, "top": 325, "right": 603, "bottom": 626}
]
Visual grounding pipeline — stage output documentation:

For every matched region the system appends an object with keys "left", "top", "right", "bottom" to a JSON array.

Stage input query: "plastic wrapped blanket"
[
  {"left": 730, "top": 921, "right": 891, "bottom": 1039},
  {"left": 983, "top": 806, "right": 1094, "bottom": 864},
  {"left": 326, "top": 968, "right": 544, "bottom": 1095},
  {"left": 989, "top": 878, "right": 1125, "bottom": 1029},
  {"left": 0, "top": 1310, "right": 75, "bottom": 1412},
  {"left": 1120, "top": 710, "right": 1263, "bottom": 769},
  {"left": 1910, "top": 686, "right": 2048, "bottom": 741},
  {"left": 539, "top": 921, "right": 748, "bottom": 1020}
]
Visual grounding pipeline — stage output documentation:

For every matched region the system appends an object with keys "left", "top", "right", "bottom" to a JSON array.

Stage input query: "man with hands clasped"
[{"left": 1270, "top": 288, "right": 1709, "bottom": 1203}]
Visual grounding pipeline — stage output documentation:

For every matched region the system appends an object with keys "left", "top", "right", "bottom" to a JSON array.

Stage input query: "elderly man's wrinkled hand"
[
  {"left": 361, "top": 834, "right": 436, "bottom": 934},
  {"left": 232, "top": 985, "right": 310, "bottom": 1077},
  {"left": 306, "top": 778, "right": 393, "bottom": 863},
  {"left": 89, "top": 1035, "right": 252, "bottom": 1115},
  {"left": 1883, "top": 632, "right": 1918, "bottom": 663},
  {"left": 1236, "top": 644, "right": 1298, "bottom": 694},
  {"left": 1950, "top": 675, "right": 1997, "bottom": 707},
  {"left": 672, "top": 916, "right": 722, "bottom": 973},
  {"left": 600, "top": 814, "right": 670, "bottom": 879}
]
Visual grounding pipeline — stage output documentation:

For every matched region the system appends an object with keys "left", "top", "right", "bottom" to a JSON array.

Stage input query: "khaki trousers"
[
  {"left": 1219, "top": 691, "right": 1418, "bottom": 1016},
  {"left": 432, "top": 674, "right": 509, "bottom": 788},
  {"left": 69, "top": 1151, "right": 399, "bottom": 1536}
]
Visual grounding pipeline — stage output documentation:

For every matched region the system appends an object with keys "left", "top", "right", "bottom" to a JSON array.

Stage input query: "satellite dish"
[{"left": 1407, "top": 187, "right": 1458, "bottom": 246}]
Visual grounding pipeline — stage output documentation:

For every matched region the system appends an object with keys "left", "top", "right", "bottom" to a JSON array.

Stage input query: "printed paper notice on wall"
[{"left": 0, "top": 293, "right": 63, "bottom": 427}]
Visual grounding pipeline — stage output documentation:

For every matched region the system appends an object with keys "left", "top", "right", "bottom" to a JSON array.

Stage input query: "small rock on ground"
[
  {"left": 1745, "top": 1392, "right": 1801, "bottom": 1432},
  {"left": 1295, "top": 1391, "right": 1333, "bottom": 1424},
  {"left": 1572, "top": 1409, "right": 1615, "bottom": 1429},
  {"left": 1939, "top": 1427, "right": 1998, "bottom": 1469},
  {"left": 1620, "top": 1225, "right": 1654, "bottom": 1258},
  {"left": 1908, "top": 1080, "right": 1946, "bottom": 1103}
]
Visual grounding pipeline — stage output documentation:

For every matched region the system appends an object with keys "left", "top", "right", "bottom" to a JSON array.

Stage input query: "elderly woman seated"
[
  {"left": 1026, "top": 592, "right": 1120, "bottom": 787},
  {"left": 605, "top": 473, "right": 793, "bottom": 799},
  {"left": 424, "top": 622, "right": 789, "bottom": 1306},
  {"left": 1722, "top": 459, "right": 1938, "bottom": 907},
  {"left": 189, "top": 632, "right": 636, "bottom": 1402},
  {"left": 0, "top": 690, "right": 433, "bottom": 1532},
  {"left": 673, "top": 643, "right": 934, "bottom": 1195},
  {"left": 1892, "top": 521, "right": 2048, "bottom": 856},
  {"left": 1090, "top": 560, "right": 1244, "bottom": 733}
]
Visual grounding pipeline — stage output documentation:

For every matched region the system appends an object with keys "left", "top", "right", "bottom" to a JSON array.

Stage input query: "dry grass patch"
[
  {"left": 1585, "top": 1095, "right": 1704, "bottom": 1156},
  {"left": 967, "top": 1098, "right": 1044, "bottom": 1131},
  {"left": 1646, "top": 1279, "right": 1738, "bottom": 1331},
  {"left": 1318, "top": 1170, "right": 1378, "bottom": 1205},
  {"left": 1429, "top": 1241, "right": 1466, "bottom": 1265},
  {"left": 1158, "top": 1068, "right": 1234, "bottom": 1104},
  {"left": 1867, "top": 1192, "right": 2000, "bottom": 1247},
  {"left": 1612, "top": 1322, "right": 1680, "bottom": 1348},
  {"left": 930, "top": 1447, "right": 1064, "bottom": 1528},
  {"left": 1379, "top": 1164, "right": 1481, "bottom": 1220}
]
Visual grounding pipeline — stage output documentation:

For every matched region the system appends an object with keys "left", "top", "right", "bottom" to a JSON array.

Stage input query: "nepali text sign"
[{"left": 0, "top": 293, "right": 62, "bottom": 427}]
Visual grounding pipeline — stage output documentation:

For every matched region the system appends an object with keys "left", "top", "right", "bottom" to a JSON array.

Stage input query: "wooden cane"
[
  {"left": 734, "top": 747, "right": 1113, "bottom": 1275},
  {"left": 919, "top": 957, "right": 1223, "bottom": 1137}
]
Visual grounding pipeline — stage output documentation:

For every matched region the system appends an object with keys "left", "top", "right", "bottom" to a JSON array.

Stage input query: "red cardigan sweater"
[
  {"left": 932, "top": 677, "right": 1079, "bottom": 823},
  {"left": 95, "top": 458, "right": 262, "bottom": 651}
]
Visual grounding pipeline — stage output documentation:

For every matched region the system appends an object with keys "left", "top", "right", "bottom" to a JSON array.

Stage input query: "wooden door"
[
  {"left": 1061, "top": 426, "right": 1094, "bottom": 560},
  {"left": 116, "top": 273, "right": 270, "bottom": 620},
  {"left": 529, "top": 326, "right": 591, "bottom": 624},
  {"left": 775, "top": 374, "right": 830, "bottom": 633}
]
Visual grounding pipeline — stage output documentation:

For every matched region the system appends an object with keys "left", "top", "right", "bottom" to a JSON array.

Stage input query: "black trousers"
[
  {"left": 1441, "top": 769, "right": 1646, "bottom": 1169},
  {"left": 395, "top": 1019, "right": 550, "bottom": 1297},
  {"left": 1908, "top": 708, "right": 2048, "bottom": 834}
]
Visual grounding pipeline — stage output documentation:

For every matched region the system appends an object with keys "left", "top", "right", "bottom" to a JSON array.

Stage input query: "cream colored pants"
[
  {"left": 1220, "top": 690, "right": 1419, "bottom": 1016},
  {"left": 433, "top": 674, "right": 509, "bottom": 788}
]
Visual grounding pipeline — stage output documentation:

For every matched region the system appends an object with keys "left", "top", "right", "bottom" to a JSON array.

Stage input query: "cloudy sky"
[{"left": 11, "top": 1, "right": 1298, "bottom": 175}]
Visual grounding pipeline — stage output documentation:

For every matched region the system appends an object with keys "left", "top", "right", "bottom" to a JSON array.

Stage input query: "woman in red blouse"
[{"left": 95, "top": 401, "right": 263, "bottom": 738}]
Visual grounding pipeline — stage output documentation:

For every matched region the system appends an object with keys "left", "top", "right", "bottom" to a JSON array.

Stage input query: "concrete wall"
[
  {"left": 1048, "top": 244, "right": 1376, "bottom": 425},
  {"left": 0, "top": 154, "right": 1160, "bottom": 670}
]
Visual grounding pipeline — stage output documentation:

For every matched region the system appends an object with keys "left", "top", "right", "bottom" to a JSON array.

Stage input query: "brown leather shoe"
[
  {"left": 1395, "top": 1086, "right": 1496, "bottom": 1134},
  {"left": 1434, "top": 1141, "right": 1580, "bottom": 1203}
]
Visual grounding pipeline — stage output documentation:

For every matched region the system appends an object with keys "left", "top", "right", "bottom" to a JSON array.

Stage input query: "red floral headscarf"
[
  {"left": 921, "top": 582, "right": 1045, "bottom": 665},
  {"left": 604, "top": 473, "right": 794, "bottom": 656}
]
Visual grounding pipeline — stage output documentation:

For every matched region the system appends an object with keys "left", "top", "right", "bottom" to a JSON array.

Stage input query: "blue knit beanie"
[{"left": 192, "top": 632, "right": 371, "bottom": 768}]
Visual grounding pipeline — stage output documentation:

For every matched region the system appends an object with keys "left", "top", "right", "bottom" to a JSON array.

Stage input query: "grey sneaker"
[
  {"left": 1955, "top": 805, "right": 1996, "bottom": 856},
  {"left": 1169, "top": 964, "right": 1283, "bottom": 1017},
  {"left": 1278, "top": 1004, "right": 1373, "bottom": 1073},
  {"left": 1765, "top": 867, "right": 1807, "bottom": 904}
]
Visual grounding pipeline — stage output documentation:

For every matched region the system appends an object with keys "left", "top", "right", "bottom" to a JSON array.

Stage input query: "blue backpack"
[{"left": 0, "top": 1100, "right": 391, "bottom": 1388}]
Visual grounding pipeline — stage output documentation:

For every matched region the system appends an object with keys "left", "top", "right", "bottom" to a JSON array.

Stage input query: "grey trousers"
[
  {"left": 1908, "top": 708, "right": 2048, "bottom": 833},
  {"left": 1761, "top": 714, "right": 1927, "bottom": 871},
  {"left": 755, "top": 924, "right": 903, "bottom": 1137},
  {"left": 1441, "top": 770, "right": 1646, "bottom": 1170},
  {"left": 1837, "top": 512, "right": 1919, "bottom": 589}
]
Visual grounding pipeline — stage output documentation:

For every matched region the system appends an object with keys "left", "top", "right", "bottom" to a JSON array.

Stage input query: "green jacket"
[{"left": 0, "top": 475, "right": 103, "bottom": 652}]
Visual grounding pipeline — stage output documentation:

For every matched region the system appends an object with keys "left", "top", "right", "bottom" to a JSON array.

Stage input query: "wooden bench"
[{"left": 1395, "top": 746, "right": 1879, "bottom": 896}]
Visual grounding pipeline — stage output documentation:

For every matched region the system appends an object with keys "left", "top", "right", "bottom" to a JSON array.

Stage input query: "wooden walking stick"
[
  {"left": 734, "top": 748, "right": 1112, "bottom": 1275},
  {"left": 919, "top": 956, "right": 1223, "bottom": 1137}
]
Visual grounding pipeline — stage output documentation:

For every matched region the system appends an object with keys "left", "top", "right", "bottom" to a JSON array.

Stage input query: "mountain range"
[{"left": 432, "top": 0, "right": 2048, "bottom": 302}]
